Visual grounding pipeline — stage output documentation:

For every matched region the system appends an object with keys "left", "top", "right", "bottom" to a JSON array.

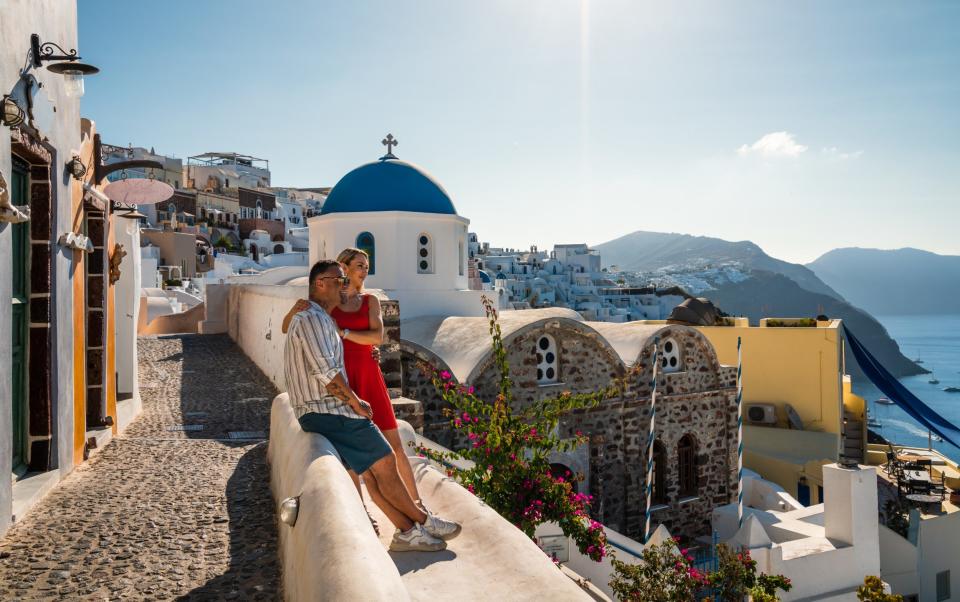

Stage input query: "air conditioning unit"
[{"left": 746, "top": 403, "right": 777, "bottom": 426}]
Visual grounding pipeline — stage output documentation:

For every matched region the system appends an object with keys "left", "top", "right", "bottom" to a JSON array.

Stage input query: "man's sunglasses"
[{"left": 317, "top": 276, "right": 350, "bottom": 286}]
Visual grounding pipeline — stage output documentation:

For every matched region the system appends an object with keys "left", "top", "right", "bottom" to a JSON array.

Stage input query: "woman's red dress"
[{"left": 331, "top": 295, "right": 398, "bottom": 432}]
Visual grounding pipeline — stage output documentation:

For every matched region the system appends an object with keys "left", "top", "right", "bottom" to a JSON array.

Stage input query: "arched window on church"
[
  {"left": 660, "top": 337, "right": 682, "bottom": 373},
  {"left": 534, "top": 334, "right": 559, "bottom": 385},
  {"left": 417, "top": 233, "right": 433, "bottom": 274},
  {"left": 549, "top": 463, "right": 578, "bottom": 493},
  {"left": 677, "top": 434, "right": 698, "bottom": 497},
  {"left": 356, "top": 232, "right": 376, "bottom": 274},
  {"left": 652, "top": 440, "right": 668, "bottom": 504}
]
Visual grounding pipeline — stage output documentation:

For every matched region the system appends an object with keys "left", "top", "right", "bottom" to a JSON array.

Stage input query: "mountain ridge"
[
  {"left": 594, "top": 230, "right": 925, "bottom": 379},
  {"left": 807, "top": 247, "right": 960, "bottom": 316}
]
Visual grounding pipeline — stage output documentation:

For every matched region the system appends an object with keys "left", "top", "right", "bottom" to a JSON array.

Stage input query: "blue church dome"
[{"left": 321, "top": 158, "right": 457, "bottom": 215}]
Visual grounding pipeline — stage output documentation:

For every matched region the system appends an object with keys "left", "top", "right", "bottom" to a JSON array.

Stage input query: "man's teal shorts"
[{"left": 298, "top": 412, "right": 392, "bottom": 475}]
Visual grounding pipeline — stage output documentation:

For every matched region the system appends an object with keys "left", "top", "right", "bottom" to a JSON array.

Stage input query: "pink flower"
[
  {"left": 467, "top": 484, "right": 475, "bottom": 494},
  {"left": 468, "top": 386, "right": 475, "bottom": 394},
  {"left": 462, "top": 412, "right": 470, "bottom": 421},
  {"left": 473, "top": 417, "right": 479, "bottom": 423},
  {"left": 453, "top": 418, "right": 462, "bottom": 427},
  {"left": 440, "top": 370, "right": 452, "bottom": 380}
]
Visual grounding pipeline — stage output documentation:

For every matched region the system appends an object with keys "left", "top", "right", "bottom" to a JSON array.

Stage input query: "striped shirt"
[{"left": 283, "top": 301, "right": 362, "bottom": 419}]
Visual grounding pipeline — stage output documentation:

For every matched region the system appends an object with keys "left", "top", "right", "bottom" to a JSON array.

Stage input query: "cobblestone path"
[{"left": 0, "top": 335, "right": 280, "bottom": 600}]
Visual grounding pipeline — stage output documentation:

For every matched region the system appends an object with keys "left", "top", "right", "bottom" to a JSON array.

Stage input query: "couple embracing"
[{"left": 282, "top": 248, "right": 461, "bottom": 552}]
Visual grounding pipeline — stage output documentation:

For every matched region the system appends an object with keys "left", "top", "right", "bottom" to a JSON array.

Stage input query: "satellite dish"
[{"left": 103, "top": 178, "right": 174, "bottom": 205}]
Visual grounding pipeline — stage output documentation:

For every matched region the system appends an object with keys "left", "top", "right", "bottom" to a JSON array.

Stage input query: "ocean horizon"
[{"left": 850, "top": 313, "right": 960, "bottom": 463}]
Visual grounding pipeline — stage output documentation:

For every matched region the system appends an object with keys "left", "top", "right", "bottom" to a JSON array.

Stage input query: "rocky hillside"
[
  {"left": 808, "top": 247, "right": 960, "bottom": 315},
  {"left": 595, "top": 231, "right": 925, "bottom": 378}
]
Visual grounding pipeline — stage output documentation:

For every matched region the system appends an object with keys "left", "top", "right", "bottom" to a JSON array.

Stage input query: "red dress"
[{"left": 331, "top": 295, "right": 398, "bottom": 432}]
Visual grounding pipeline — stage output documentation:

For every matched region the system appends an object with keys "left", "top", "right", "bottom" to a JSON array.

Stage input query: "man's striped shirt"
[{"left": 283, "top": 301, "right": 362, "bottom": 419}]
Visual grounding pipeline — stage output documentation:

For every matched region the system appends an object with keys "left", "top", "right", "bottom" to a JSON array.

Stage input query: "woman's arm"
[
  {"left": 281, "top": 299, "right": 311, "bottom": 334},
  {"left": 341, "top": 294, "right": 385, "bottom": 345}
]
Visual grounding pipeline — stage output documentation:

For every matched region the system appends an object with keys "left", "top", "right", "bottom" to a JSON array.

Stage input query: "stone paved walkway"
[{"left": 0, "top": 335, "right": 280, "bottom": 600}]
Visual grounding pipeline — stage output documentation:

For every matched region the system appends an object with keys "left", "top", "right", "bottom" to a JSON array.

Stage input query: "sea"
[{"left": 851, "top": 314, "right": 960, "bottom": 463}]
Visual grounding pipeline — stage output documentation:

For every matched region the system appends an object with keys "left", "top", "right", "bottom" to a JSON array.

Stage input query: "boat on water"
[
  {"left": 876, "top": 397, "right": 895, "bottom": 405},
  {"left": 866, "top": 417, "right": 883, "bottom": 428},
  {"left": 929, "top": 373, "right": 941, "bottom": 384},
  {"left": 944, "top": 387, "right": 960, "bottom": 393}
]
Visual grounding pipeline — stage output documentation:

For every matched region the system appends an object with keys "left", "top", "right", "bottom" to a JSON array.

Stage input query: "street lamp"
[{"left": 29, "top": 33, "right": 99, "bottom": 98}]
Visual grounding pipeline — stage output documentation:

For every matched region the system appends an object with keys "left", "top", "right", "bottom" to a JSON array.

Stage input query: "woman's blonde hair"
[{"left": 337, "top": 247, "right": 369, "bottom": 266}]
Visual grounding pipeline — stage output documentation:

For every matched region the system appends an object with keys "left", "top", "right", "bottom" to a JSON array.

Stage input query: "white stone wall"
[{"left": 309, "top": 211, "right": 470, "bottom": 292}]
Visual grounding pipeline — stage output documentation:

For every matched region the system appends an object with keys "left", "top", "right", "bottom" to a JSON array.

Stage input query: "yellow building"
[{"left": 691, "top": 317, "right": 866, "bottom": 505}]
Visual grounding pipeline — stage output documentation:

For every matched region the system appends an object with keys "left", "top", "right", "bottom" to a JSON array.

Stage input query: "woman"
[{"left": 282, "top": 248, "right": 423, "bottom": 514}]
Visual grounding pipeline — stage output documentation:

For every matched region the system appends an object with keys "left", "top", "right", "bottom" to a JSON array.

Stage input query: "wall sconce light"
[
  {"left": 59, "top": 231, "right": 94, "bottom": 253},
  {"left": 279, "top": 496, "right": 300, "bottom": 527},
  {"left": 66, "top": 155, "right": 87, "bottom": 181},
  {"left": 2, "top": 95, "right": 25, "bottom": 127},
  {"left": 30, "top": 33, "right": 99, "bottom": 98},
  {"left": 111, "top": 200, "right": 147, "bottom": 220}
]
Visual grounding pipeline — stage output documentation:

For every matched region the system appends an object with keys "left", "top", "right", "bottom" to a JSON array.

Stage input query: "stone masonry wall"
[{"left": 401, "top": 323, "right": 739, "bottom": 542}]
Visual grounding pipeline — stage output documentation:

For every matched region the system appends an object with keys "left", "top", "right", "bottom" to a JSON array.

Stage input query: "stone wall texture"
[{"left": 401, "top": 322, "right": 738, "bottom": 542}]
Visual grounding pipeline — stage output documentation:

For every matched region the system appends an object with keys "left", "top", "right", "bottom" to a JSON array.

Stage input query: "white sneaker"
[
  {"left": 423, "top": 511, "right": 462, "bottom": 540},
  {"left": 389, "top": 524, "right": 446, "bottom": 552}
]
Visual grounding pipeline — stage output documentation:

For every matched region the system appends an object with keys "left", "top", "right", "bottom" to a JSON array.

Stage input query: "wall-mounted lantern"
[
  {"left": 1, "top": 95, "right": 25, "bottom": 127},
  {"left": 30, "top": 33, "right": 99, "bottom": 98},
  {"left": 58, "top": 231, "right": 94, "bottom": 253},
  {"left": 66, "top": 155, "right": 87, "bottom": 181}
]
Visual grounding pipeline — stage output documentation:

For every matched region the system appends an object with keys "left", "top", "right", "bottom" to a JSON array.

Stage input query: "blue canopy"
[{"left": 844, "top": 325, "right": 960, "bottom": 450}]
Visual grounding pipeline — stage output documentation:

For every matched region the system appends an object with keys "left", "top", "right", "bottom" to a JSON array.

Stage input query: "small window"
[
  {"left": 652, "top": 440, "right": 667, "bottom": 504},
  {"left": 660, "top": 338, "right": 682, "bottom": 373},
  {"left": 677, "top": 434, "right": 698, "bottom": 497},
  {"left": 356, "top": 232, "right": 375, "bottom": 275},
  {"left": 417, "top": 233, "right": 433, "bottom": 274},
  {"left": 534, "top": 334, "right": 559, "bottom": 385},
  {"left": 937, "top": 570, "right": 951, "bottom": 602}
]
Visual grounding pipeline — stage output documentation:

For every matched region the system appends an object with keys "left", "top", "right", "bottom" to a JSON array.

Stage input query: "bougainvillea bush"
[
  {"left": 416, "top": 296, "right": 620, "bottom": 561},
  {"left": 609, "top": 540, "right": 792, "bottom": 602},
  {"left": 608, "top": 539, "right": 707, "bottom": 602}
]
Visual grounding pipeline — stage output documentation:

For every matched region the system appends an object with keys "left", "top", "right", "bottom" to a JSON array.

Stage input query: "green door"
[{"left": 10, "top": 157, "right": 29, "bottom": 473}]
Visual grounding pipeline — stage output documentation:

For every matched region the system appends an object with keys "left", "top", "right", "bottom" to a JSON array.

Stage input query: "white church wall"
[{"left": 309, "top": 210, "right": 470, "bottom": 293}]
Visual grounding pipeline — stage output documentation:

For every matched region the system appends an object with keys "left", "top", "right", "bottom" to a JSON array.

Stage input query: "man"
[{"left": 284, "top": 260, "right": 461, "bottom": 551}]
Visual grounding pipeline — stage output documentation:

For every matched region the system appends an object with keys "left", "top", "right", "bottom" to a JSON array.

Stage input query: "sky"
[{"left": 77, "top": 0, "right": 959, "bottom": 264}]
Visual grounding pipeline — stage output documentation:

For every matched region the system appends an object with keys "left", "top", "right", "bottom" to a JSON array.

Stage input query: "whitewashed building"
[{"left": 307, "top": 140, "right": 492, "bottom": 319}]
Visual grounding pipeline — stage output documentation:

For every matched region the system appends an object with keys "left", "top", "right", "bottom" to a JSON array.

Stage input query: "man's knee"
[{"left": 368, "top": 451, "right": 397, "bottom": 477}]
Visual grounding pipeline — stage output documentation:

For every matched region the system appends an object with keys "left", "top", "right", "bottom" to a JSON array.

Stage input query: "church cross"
[{"left": 381, "top": 133, "right": 399, "bottom": 158}]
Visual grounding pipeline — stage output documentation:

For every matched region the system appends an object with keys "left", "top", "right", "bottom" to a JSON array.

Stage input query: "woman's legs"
[{"left": 381, "top": 428, "right": 422, "bottom": 506}]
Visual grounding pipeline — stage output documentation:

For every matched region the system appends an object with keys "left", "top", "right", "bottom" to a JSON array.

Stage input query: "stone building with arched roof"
[{"left": 399, "top": 307, "right": 740, "bottom": 540}]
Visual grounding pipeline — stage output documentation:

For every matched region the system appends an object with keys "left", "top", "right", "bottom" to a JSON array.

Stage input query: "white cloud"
[
  {"left": 821, "top": 146, "right": 863, "bottom": 161},
  {"left": 737, "top": 131, "right": 808, "bottom": 158}
]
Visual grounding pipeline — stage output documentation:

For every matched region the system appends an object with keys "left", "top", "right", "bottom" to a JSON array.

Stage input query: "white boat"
[
  {"left": 876, "top": 397, "right": 895, "bottom": 405},
  {"left": 929, "top": 372, "right": 940, "bottom": 385},
  {"left": 866, "top": 417, "right": 883, "bottom": 429}
]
